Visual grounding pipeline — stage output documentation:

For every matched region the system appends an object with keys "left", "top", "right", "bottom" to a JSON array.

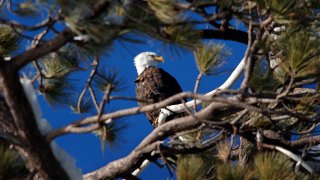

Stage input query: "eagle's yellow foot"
[{"left": 153, "top": 117, "right": 159, "bottom": 128}]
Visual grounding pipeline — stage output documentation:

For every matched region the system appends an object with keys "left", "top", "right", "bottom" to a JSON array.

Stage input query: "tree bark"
[{"left": 0, "top": 61, "right": 69, "bottom": 179}]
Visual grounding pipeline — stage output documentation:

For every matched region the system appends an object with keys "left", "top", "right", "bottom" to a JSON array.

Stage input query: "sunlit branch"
[
  {"left": 193, "top": 73, "right": 203, "bottom": 111},
  {"left": 240, "top": 20, "right": 253, "bottom": 90},
  {"left": 262, "top": 144, "right": 315, "bottom": 174},
  {"left": 158, "top": 55, "right": 245, "bottom": 125}
]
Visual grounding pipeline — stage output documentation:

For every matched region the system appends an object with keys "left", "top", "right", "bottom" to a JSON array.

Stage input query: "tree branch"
[
  {"left": 0, "top": 62, "right": 69, "bottom": 179},
  {"left": 11, "top": 28, "right": 75, "bottom": 70}
]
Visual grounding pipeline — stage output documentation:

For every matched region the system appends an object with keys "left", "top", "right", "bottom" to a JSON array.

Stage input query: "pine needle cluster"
[
  {"left": 194, "top": 43, "right": 229, "bottom": 75},
  {"left": 215, "top": 152, "right": 310, "bottom": 180},
  {"left": 147, "top": 0, "right": 181, "bottom": 24},
  {"left": 0, "top": 25, "right": 19, "bottom": 57},
  {"left": 0, "top": 142, "right": 27, "bottom": 179}
]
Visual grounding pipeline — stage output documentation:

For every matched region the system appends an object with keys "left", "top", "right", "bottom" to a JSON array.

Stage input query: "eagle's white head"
[{"left": 134, "top": 52, "right": 164, "bottom": 75}]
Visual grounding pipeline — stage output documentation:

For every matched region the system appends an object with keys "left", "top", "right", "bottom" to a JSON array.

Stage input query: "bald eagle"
[{"left": 134, "top": 52, "right": 184, "bottom": 128}]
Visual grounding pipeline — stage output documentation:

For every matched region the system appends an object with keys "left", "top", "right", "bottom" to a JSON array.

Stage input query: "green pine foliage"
[
  {"left": 215, "top": 152, "right": 311, "bottom": 180},
  {"left": 249, "top": 59, "right": 280, "bottom": 92},
  {"left": 254, "top": 152, "right": 295, "bottom": 180},
  {"left": 0, "top": 144, "right": 27, "bottom": 179},
  {"left": 271, "top": 28, "right": 320, "bottom": 83},
  {"left": 93, "top": 120, "right": 128, "bottom": 151},
  {"left": 70, "top": 95, "right": 94, "bottom": 114},
  {"left": 93, "top": 67, "right": 126, "bottom": 93},
  {"left": 177, "top": 153, "right": 215, "bottom": 180},
  {"left": 194, "top": 43, "right": 229, "bottom": 75},
  {"left": 0, "top": 25, "right": 19, "bottom": 57},
  {"left": 40, "top": 78, "right": 75, "bottom": 107},
  {"left": 125, "top": 2, "right": 161, "bottom": 34},
  {"left": 283, "top": 31, "right": 320, "bottom": 79},
  {"left": 162, "top": 24, "right": 201, "bottom": 49},
  {"left": 216, "top": 163, "right": 246, "bottom": 180},
  {"left": 147, "top": 0, "right": 181, "bottom": 23},
  {"left": 265, "top": 0, "right": 310, "bottom": 24}
]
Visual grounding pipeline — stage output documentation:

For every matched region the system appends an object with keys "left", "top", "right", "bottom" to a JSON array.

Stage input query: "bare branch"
[
  {"left": 240, "top": 20, "right": 253, "bottom": 90},
  {"left": 193, "top": 73, "right": 203, "bottom": 111},
  {"left": 77, "top": 56, "right": 99, "bottom": 113}
]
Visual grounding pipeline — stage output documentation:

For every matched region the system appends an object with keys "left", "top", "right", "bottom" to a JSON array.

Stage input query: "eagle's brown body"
[{"left": 135, "top": 66, "right": 184, "bottom": 127}]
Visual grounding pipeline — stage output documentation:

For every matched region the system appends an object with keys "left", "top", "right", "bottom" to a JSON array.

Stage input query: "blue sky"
[{"left": 5, "top": 3, "right": 247, "bottom": 179}]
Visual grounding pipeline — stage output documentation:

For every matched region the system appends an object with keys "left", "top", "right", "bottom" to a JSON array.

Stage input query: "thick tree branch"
[
  {"left": 11, "top": 28, "right": 75, "bottom": 70},
  {"left": 288, "top": 136, "right": 320, "bottom": 149},
  {"left": 0, "top": 62, "right": 69, "bottom": 179}
]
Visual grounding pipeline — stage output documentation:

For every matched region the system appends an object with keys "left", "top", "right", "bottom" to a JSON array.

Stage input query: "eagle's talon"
[{"left": 158, "top": 108, "right": 170, "bottom": 125}]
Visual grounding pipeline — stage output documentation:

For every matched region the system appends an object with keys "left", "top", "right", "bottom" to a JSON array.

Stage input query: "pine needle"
[
  {"left": 194, "top": 43, "right": 229, "bottom": 75},
  {"left": 93, "top": 120, "right": 128, "bottom": 152},
  {"left": 40, "top": 78, "right": 75, "bottom": 107},
  {"left": 254, "top": 152, "right": 295, "bottom": 180},
  {"left": 93, "top": 67, "right": 127, "bottom": 93},
  {"left": 147, "top": 0, "right": 181, "bottom": 23},
  {"left": 0, "top": 25, "right": 19, "bottom": 56}
]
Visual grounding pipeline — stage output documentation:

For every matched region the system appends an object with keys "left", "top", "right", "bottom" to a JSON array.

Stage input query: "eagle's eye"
[{"left": 150, "top": 54, "right": 155, "bottom": 58}]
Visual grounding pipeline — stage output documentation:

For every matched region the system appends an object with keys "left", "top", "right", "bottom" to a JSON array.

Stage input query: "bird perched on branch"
[{"left": 134, "top": 52, "right": 185, "bottom": 128}]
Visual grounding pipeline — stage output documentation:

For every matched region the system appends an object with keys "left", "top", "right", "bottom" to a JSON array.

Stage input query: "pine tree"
[{"left": 0, "top": 0, "right": 319, "bottom": 179}]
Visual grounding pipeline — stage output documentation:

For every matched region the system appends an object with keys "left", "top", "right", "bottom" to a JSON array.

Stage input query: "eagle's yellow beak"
[{"left": 153, "top": 56, "right": 164, "bottom": 63}]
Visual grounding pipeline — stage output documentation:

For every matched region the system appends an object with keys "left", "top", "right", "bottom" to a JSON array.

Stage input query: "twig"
[
  {"left": 157, "top": 143, "right": 174, "bottom": 176},
  {"left": 277, "top": 75, "right": 295, "bottom": 100},
  {"left": 77, "top": 55, "right": 99, "bottom": 113},
  {"left": 227, "top": 126, "right": 237, "bottom": 160},
  {"left": 231, "top": 109, "right": 248, "bottom": 125},
  {"left": 96, "top": 84, "right": 112, "bottom": 123},
  {"left": 240, "top": 19, "right": 253, "bottom": 90},
  {"left": 193, "top": 73, "right": 203, "bottom": 111},
  {"left": 109, "top": 96, "right": 148, "bottom": 103},
  {"left": 275, "top": 146, "right": 314, "bottom": 174},
  {"left": 88, "top": 86, "right": 99, "bottom": 111},
  {"left": 131, "top": 159, "right": 150, "bottom": 177}
]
